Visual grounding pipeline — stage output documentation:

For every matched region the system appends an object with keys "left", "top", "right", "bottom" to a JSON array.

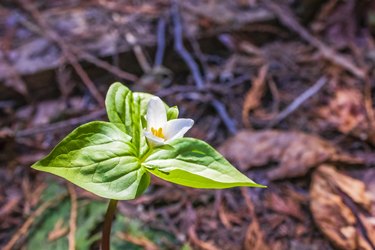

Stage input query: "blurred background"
[{"left": 1, "top": 0, "right": 375, "bottom": 249}]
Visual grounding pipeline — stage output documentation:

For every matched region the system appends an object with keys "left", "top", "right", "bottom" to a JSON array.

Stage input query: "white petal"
[
  {"left": 147, "top": 97, "right": 167, "bottom": 131},
  {"left": 144, "top": 131, "right": 165, "bottom": 146},
  {"left": 164, "top": 118, "right": 194, "bottom": 142}
]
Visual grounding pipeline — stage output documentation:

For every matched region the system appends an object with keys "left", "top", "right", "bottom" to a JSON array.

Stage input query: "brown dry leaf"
[
  {"left": 241, "top": 187, "right": 270, "bottom": 250},
  {"left": 316, "top": 88, "right": 370, "bottom": 141},
  {"left": 244, "top": 219, "right": 270, "bottom": 250},
  {"left": 264, "top": 192, "right": 305, "bottom": 221},
  {"left": 310, "top": 165, "right": 375, "bottom": 250},
  {"left": 218, "top": 202, "right": 233, "bottom": 229},
  {"left": 219, "top": 130, "right": 361, "bottom": 180},
  {"left": 242, "top": 64, "right": 268, "bottom": 128}
]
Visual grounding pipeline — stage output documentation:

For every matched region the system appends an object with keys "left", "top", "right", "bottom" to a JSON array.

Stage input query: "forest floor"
[{"left": 1, "top": 0, "right": 375, "bottom": 249}]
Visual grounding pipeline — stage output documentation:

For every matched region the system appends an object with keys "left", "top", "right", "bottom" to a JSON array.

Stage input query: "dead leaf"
[
  {"left": 219, "top": 130, "right": 361, "bottom": 180},
  {"left": 310, "top": 165, "right": 375, "bottom": 250},
  {"left": 316, "top": 88, "right": 369, "bottom": 141},
  {"left": 244, "top": 219, "right": 270, "bottom": 250},
  {"left": 264, "top": 192, "right": 305, "bottom": 221},
  {"left": 218, "top": 201, "right": 234, "bottom": 229},
  {"left": 242, "top": 65, "right": 268, "bottom": 128},
  {"left": 241, "top": 187, "right": 270, "bottom": 250}
]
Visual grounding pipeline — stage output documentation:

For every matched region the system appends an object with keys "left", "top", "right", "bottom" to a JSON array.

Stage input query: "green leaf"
[
  {"left": 106, "top": 82, "right": 179, "bottom": 157},
  {"left": 133, "top": 92, "right": 154, "bottom": 114},
  {"left": 105, "top": 82, "right": 133, "bottom": 133},
  {"left": 133, "top": 92, "right": 154, "bottom": 156},
  {"left": 131, "top": 94, "right": 143, "bottom": 155},
  {"left": 143, "top": 138, "right": 265, "bottom": 189},
  {"left": 167, "top": 106, "right": 179, "bottom": 120},
  {"left": 105, "top": 83, "right": 150, "bottom": 156},
  {"left": 32, "top": 121, "right": 150, "bottom": 200},
  {"left": 106, "top": 83, "right": 156, "bottom": 156}
]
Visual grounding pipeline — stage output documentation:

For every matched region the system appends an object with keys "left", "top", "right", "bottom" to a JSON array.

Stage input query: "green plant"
[{"left": 32, "top": 82, "right": 264, "bottom": 249}]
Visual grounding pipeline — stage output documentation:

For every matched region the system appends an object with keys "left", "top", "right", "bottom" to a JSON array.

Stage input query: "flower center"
[{"left": 151, "top": 127, "right": 164, "bottom": 139}]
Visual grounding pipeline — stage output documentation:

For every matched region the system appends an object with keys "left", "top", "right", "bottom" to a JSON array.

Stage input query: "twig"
[
  {"left": 154, "top": 17, "right": 167, "bottom": 67},
  {"left": 67, "top": 184, "right": 77, "bottom": 250},
  {"left": 242, "top": 64, "right": 268, "bottom": 128},
  {"left": 240, "top": 187, "right": 255, "bottom": 216},
  {"left": 172, "top": 3, "right": 204, "bottom": 89},
  {"left": 156, "top": 74, "right": 251, "bottom": 97},
  {"left": 126, "top": 33, "right": 152, "bottom": 73},
  {"left": 116, "top": 232, "right": 159, "bottom": 250},
  {"left": 0, "top": 52, "right": 29, "bottom": 98},
  {"left": 269, "top": 76, "right": 327, "bottom": 127},
  {"left": 0, "top": 196, "right": 21, "bottom": 220},
  {"left": 0, "top": 11, "right": 29, "bottom": 97},
  {"left": 172, "top": 3, "right": 237, "bottom": 134},
  {"left": 70, "top": 60, "right": 104, "bottom": 104},
  {"left": 15, "top": 109, "right": 106, "bottom": 138},
  {"left": 364, "top": 76, "right": 375, "bottom": 126},
  {"left": 185, "top": 202, "right": 219, "bottom": 250},
  {"left": 267, "top": 77, "right": 281, "bottom": 118},
  {"left": 363, "top": 76, "right": 375, "bottom": 144},
  {"left": 240, "top": 187, "right": 269, "bottom": 250},
  {"left": 3, "top": 193, "right": 67, "bottom": 250},
  {"left": 263, "top": 0, "right": 367, "bottom": 80},
  {"left": 18, "top": 14, "right": 137, "bottom": 82},
  {"left": 18, "top": 0, "right": 104, "bottom": 105},
  {"left": 188, "top": 226, "right": 219, "bottom": 250},
  {"left": 75, "top": 48, "right": 138, "bottom": 82},
  {"left": 211, "top": 99, "right": 237, "bottom": 135}
]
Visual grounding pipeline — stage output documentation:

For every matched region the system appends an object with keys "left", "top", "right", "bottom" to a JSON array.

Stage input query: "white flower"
[{"left": 144, "top": 97, "right": 194, "bottom": 146}]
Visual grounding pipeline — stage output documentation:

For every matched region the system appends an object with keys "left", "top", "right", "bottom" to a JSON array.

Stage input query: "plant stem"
[
  {"left": 101, "top": 199, "right": 118, "bottom": 250},
  {"left": 139, "top": 147, "right": 154, "bottom": 163}
]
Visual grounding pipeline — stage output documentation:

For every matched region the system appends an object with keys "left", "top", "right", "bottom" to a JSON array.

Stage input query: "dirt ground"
[{"left": 1, "top": 0, "right": 375, "bottom": 249}]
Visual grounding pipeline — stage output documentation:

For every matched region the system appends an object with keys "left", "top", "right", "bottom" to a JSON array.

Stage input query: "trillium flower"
[{"left": 144, "top": 97, "right": 194, "bottom": 146}]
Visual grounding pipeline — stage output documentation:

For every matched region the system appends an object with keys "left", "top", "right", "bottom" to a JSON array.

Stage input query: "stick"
[
  {"left": 211, "top": 99, "right": 237, "bottom": 135},
  {"left": 172, "top": 3, "right": 204, "bottom": 89},
  {"left": 3, "top": 194, "right": 67, "bottom": 250},
  {"left": 154, "top": 17, "right": 167, "bottom": 67},
  {"left": 263, "top": 0, "right": 366, "bottom": 80},
  {"left": 75, "top": 48, "right": 138, "bottom": 82},
  {"left": 15, "top": 109, "right": 106, "bottom": 138},
  {"left": 172, "top": 3, "right": 237, "bottom": 134},
  {"left": 126, "top": 33, "right": 151, "bottom": 73},
  {"left": 18, "top": 15, "right": 137, "bottom": 82},
  {"left": 18, "top": 0, "right": 105, "bottom": 106},
  {"left": 269, "top": 77, "right": 327, "bottom": 126}
]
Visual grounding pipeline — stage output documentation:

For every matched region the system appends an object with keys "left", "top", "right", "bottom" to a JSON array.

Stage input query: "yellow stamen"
[{"left": 151, "top": 127, "right": 164, "bottom": 138}]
